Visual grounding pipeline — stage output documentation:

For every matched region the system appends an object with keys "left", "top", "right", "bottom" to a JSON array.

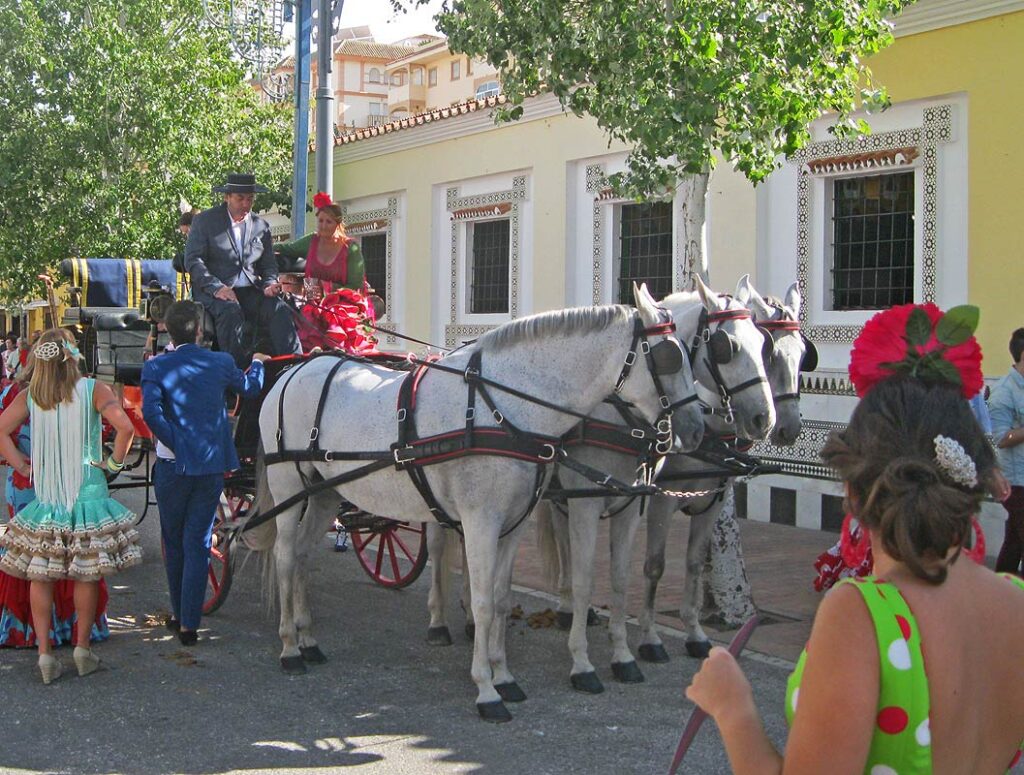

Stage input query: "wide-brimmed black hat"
[{"left": 213, "top": 173, "right": 269, "bottom": 194}]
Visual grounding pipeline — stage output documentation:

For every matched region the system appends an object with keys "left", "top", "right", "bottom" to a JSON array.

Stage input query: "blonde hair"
[
  {"left": 317, "top": 205, "right": 347, "bottom": 240},
  {"left": 28, "top": 328, "right": 82, "bottom": 411}
]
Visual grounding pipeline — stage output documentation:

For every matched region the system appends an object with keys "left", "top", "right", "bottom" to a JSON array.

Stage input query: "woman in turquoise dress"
[
  {"left": 686, "top": 303, "right": 1024, "bottom": 774},
  {"left": 0, "top": 328, "right": 140, "bottom": 683}
]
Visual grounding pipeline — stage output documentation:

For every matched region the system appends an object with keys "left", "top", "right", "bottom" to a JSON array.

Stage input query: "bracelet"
[{"left": 106, "top": 457, "right": 125, "bottom": 473}]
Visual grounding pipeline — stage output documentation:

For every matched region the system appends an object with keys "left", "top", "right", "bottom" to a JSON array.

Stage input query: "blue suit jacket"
[{"left": 141, "top": 344, "right": 264, "bottom": 476}]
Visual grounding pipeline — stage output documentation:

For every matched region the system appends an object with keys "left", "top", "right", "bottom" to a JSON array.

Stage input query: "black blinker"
[
  {"left": 650, "top": 339, "right": 684, "bottom": 375},
  {"left": 708, "top": 330, "right": 735, "bottom": 365},
  {"left": 760, "top": 327, "right": 775, "bottom": 365},
  {"left": 800, "top": 334, "right": 819, "bottom": 372}
]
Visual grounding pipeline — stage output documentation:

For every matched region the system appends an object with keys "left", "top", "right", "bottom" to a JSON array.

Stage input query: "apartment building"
[{"left": 383, "top": 38, "right": 499, "bottom": 120}]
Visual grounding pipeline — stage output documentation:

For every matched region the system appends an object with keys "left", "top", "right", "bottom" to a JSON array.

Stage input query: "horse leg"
[
  {"left": 551, "top": 505, "right": 576, "bottom": 630},
  {"left": 293, "top": 492, "right": 335, "bottom": 665},
  {"left": 608, "top": 503, "right": 644, "bottom": 683},
  {"left": 489, "top": 525, "right": 528, "bottom": 704},
  {"left": 426, "top": 522, "right": 454, "bottom": 646},
  {"left": 680, "top": 508, "right": 717, "bottom": 659},
  {"left": 460, "top": 517, "right": 510, "bottom": 722},
  {"left": 567, "top": 504, "right": 603, "bottom": 694},
  {"left": 461, "top": 538, "right": 475, "bottom": 640},
  {"left": 638, "top": 494, "right": 674, "bottom": 663},
  {"left": 273, "top": 503, "right": 308, "bottom": 674}
]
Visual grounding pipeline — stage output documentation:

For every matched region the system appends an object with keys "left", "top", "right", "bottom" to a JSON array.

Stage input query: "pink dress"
[{"left": 298, "top": 236, "right": 375, "bottom": 353}]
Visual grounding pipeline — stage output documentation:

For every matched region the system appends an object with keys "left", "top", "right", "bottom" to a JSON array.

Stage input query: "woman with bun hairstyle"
[
  {"left": 0, "top": 328, "right": 140, "bottom": 683},
  {"left": 686, "top": 303, "right": 1024, "bottom": 774},
  {"left": 274, "top": 192, "right": 375, "bottom": 352}
]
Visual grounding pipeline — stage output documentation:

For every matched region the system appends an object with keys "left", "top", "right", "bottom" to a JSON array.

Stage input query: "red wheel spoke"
[
  {"left": 373, "top": 534, "right": 385, "bottom": 577},
  {"left": 391, "top": 531, "right": 416, "bottom": 563},
  {"left": 386, "top": 533, "right": 401, "bottom": 581},
  {"left": 208, "top": 567, "right": 220, "bottom": 593}
]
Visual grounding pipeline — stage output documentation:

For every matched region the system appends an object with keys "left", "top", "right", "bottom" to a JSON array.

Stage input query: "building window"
[
  {"left": 451, "top": 60, "right": 461, "bottom": 80},
  {"left": 412, "top": 67, "right": 423, "bottom": 86},
  {"left": 830, "top": 171, "right": 914, "bottom": 311},
  {"left": 367, "top": 67, "right": 381, "bottom": 84},
  {"left": 616, "top": 201, "right": 673, "bottom": 304},
  {"left": 368, "top": 102, "right": 384, "bottom": 115},
  {"left": 475, "top": 81, "right": 500, "bottom": 99},
  {"left": 466, "top": 58, "right": 473, "bottom": 75},
  {"left": 468, "top": 219, "right": 510, "bottom": 314},
  {"left": 361, "top": 233, "right": 388, "bottom": 305},
  {"left": 428, "top": 67, "right": 437, "bottom": 86}
]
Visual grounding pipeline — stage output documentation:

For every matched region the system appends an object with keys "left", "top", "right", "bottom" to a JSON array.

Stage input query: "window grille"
[
  {"left": 831, "top": 171, "right": 915, "bottom": 310},
  {"left": 469, "top": 220, "right": 510, "bottom": 314},
  {"left": 451, "top": 60, "right": 461, "bottom": 80},
  {"left": 617, "top": 202, "right": 673, "bottom": 304},
  {"left": 361, "top": 234, "right": 387, "bottom": 304},
  {"left": 428, "top": 67, "right": 437, "bottom": 86}
]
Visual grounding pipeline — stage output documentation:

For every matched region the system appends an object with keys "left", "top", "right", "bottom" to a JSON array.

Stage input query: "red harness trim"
[
  {"left": 643, "top": 321, "right": 676, "bottom": 336},
  {"left": 758, "top": 320, "right": 800, "bottom": 332},
  {"left": 707, "top": 309, "right": 753, "bottom": 324}
]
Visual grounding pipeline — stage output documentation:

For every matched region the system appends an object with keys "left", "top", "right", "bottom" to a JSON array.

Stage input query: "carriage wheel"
[
  {"left": 349, "top": 521, "right": 428, "bottom": 589},
  {"left": 202, "top": 491, "right": 251, "bottom": 614}
]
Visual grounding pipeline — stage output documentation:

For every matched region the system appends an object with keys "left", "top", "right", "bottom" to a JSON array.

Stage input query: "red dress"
[{"left": 298, "top": 236, "right": 376, "bottom": 354}]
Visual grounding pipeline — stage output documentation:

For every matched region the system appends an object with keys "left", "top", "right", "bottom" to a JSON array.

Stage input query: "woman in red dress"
[{"left": 276, "top": 192, "right": 376, "bottom": 353}]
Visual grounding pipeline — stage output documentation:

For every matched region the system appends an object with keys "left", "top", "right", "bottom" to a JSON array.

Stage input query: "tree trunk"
[
  {"left": 701, "top": 483, "right": 757, "bottom": 628},
  {"left": 676, "top": 171, "right": 758, "bottom": 628}
]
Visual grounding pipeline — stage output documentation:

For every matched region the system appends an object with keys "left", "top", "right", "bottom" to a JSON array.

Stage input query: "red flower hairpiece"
[
  {"left": 313, "top": 191, "right": 334, "bottom": 209},
  {"left": 849, "top": 303, "right": 983, "bottom": 399}
]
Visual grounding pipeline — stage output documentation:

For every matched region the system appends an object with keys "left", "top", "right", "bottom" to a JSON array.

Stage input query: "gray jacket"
[{"left": 184, "top": 203, "right": 278, "bottom": 294}]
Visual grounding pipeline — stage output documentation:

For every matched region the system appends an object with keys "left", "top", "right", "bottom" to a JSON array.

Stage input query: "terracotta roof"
[
  {"left": 335, "top": 40, "right": 417, "bottom": 60},
  {"left": 334, "top": 95, "right": 509, "bottom": 146}
]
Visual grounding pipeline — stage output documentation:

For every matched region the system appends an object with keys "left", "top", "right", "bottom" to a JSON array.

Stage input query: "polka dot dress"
[{"left": 786, "top": 574, "right": 1024, "bottom": 774}]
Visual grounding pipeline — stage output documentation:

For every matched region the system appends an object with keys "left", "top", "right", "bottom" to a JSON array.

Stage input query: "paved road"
[{"left": 0, "top": 487, "right": 793, "bottom": 774}]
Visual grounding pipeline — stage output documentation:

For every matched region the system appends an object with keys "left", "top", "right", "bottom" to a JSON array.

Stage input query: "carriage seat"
[{"left": 93, "top": 311, "right": 143, "bottom": 331}]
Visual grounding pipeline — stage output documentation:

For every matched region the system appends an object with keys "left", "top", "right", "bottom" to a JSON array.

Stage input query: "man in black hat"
[{"left": 184, "top": 173, "right": 301, "bottom": 366}]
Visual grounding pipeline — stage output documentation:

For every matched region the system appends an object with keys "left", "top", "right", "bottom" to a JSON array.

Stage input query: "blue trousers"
[{"left": 154, "top": 460, "right": 224, "bottom": 631}]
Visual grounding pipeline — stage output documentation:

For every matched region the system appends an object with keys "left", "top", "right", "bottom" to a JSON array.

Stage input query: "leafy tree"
[
  {"left": 0, "top": 0, "right": 293, "bottom": 302},
  {"left": 420, "top": 0, "right": 911, "bottom": 198}
]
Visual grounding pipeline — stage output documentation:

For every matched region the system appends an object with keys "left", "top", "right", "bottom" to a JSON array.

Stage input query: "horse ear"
[
  {"left": 694, "top": 274, "right": 717, "bottom": 310},
  {"left": 784, "top": 281, "right": 802, "bottom": 318},
  {"left": 632, "top": 282, "right": 657, "bottom": 317},
  {"left": 734, "top": 274, "right": 753, "bottom": 306}
]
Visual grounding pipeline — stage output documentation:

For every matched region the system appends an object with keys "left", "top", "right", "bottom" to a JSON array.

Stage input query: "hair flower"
[
  {"left": 849, "top": 303, "right": 983, "bottom": 399},
  {"left": 33, "top": 341, "right": 62, "bottom": 361},
  {"left": 313, "top": 191, "right": 334, "bottom": 209},
  {"left": 934, "top": 434, "right": 978, "bottom": 488}
]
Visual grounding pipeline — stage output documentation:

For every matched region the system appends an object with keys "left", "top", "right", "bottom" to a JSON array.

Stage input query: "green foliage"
[
  {"left": 0, "top": 0, "right": 293, "bottom": 302},
  {"left": 395, "top": 0, "right": 912, "bottom": 199},
  {"left": 905, "top": 307, "right": 932, "bottom": 347},
  {"left": 936, "top": 305, "right": 979, "bottom": 346}
]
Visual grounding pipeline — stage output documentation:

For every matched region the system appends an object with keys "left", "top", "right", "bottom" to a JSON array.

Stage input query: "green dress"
[
  {"left": 786, "top": 574, "right": 1024, "bottom": 774},
  {"left": 275, "top": 232, "right": 366, "bottom": 291},
  {"left": 0, "top": 378, "right": 141, "bottom": 582}
]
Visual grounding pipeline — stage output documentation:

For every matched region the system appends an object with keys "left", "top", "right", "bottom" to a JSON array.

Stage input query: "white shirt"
[{"left": 228, "top": 211, "right": 252, "bottom": 288}]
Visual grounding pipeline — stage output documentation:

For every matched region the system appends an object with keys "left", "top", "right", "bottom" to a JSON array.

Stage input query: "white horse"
[
  {"left": 636, "top": 277, "right": 811, "bottom": 662},
  {"left": 425, "top": 277, "right": 775, "bottom": 693},
  {"left": 531, "top": 276, "right": 776, "bottom": 692},
  {"left": 244, "top": 285, "right": 704, "bottom": 722}
]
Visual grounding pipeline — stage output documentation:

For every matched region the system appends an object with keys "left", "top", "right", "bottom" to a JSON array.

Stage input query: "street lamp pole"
[
  {"left": 314, "top": 0, "right": 340, "bottom": 197},
  {"left": 290, "top": 0, "right": 312, "bottom": 239}
]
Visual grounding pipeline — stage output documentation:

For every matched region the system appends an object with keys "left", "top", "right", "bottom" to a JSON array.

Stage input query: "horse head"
[
  {"left": 663, "top": 277, "right": 775, "bottom": 441},
  {"left": 626, "top": 283, "right": 704, "bottom": 452},
  {"left": 737, "top": 276, "right": 809, "bottom": 447}
]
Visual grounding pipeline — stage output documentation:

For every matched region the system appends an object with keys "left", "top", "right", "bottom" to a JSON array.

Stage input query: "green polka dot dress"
[{"left": 786, "top": 575, "right": 1024, "bottom": 774}]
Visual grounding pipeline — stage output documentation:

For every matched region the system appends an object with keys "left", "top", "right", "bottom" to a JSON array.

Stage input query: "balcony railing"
[{"left": 366, "top": 114, "right": 390, "bottom": 127}]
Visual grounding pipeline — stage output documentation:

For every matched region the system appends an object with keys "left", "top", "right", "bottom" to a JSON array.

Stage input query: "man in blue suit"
[
  {"left": 142, "top": 300, "right": 267, "bottom": 646},
  {"left": 185, "top": 172, "right": 301, "bottom": 367}
]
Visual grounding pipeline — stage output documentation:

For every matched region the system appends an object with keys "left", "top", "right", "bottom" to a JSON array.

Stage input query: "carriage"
[{"left": 54, "top": 255, "right": 431, "bottom": 615}]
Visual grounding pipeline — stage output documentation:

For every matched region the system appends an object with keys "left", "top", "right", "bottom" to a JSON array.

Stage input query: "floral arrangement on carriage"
[{"left": 299, "top": 285, "right": 379, "bottom": 355}]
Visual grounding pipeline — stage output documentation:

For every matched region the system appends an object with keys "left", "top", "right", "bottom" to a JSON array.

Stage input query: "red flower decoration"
[
  {"left": 849, "top": 303, "right": 983, "bottom": 399},
  {"left": 313, "top": 191, "right": 334, "bottom": 209}
]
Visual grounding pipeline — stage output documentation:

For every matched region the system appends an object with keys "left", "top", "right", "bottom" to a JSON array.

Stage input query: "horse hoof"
[
  {"left": 638, "top": 643, "right": 671, "bottom": 663},
  {"left": 555, "top": 611, "right": 573, "bottom": 630},
  {"left": 494, "top": 681, "right": 527, "bottom": 703},
  {"left": 611, "top": 661, "right": 645, "bottom": 683},
  {"left": 477, "top": 700, "right": 512, "bottom": 723},
  {"left": 280, "top": 655, "right": 307, "bottom": 674},
  {"left": 570, "top": 671, "right": 604, "bottom": 694},
  {"left": 464, "top": 622, "right": 475, "bottom": 640},
  {"left": 426, "top": 626, "right": 453, "bottom": 647},
  {"left": 300, "top": 645, "right": 328, "bottom": 664},
  {"left": 586, "top": 607, "right": 600, "bottom": 626},
  {"left": 685, "top": 640, "right": 713, "bottom": 660}
]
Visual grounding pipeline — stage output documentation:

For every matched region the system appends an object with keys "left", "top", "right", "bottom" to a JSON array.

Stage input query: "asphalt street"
[{"left": 0, "top": 486, "right": 793, "bottom": 774}]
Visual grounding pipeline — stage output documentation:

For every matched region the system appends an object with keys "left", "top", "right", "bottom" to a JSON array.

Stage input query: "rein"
[
  {"left": 757, "top": 315, "right": 802, "bottom": 403},
  {"left": 688, "top": 307, "right": 768, "bottom": 424}
]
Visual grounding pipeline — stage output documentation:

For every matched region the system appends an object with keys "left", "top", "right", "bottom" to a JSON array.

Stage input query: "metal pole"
[
  {"left": 314, "top": 0, "right": 338, "bottom": 196},
  {"left": 290, "top": 0, "right": 313, "bottom": 239}
]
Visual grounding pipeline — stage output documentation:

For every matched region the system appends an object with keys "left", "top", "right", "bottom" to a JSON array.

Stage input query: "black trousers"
[
  {"left": 996, "top": 485, "right": 1024, "bottom": 575},
  {"left": 195, "top": 285, "right": 301, "bottom": 368}
]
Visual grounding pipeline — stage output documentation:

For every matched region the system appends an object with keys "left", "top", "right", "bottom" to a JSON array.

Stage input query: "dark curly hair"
[{"left": 821, "top": 377, "right": 995, "bottom": 584}]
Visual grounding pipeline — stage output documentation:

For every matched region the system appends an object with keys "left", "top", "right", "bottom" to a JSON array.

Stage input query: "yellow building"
[{"left": 319, "top": 0, "right": 1022, "bottom": 541}]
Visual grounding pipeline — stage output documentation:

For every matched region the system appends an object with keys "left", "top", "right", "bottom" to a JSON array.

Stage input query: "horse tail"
[
  {"left": 239, "top": 440, "right": 278, "bottom": 552},
  {"left": 534, "top": 500, "right": 562, "bottom": 592}
]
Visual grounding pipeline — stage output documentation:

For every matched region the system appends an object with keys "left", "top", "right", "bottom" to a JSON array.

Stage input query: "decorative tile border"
[
  {"left": 750, "top": 419, "right": 846, "bottom": 480},
  {"left": 792, "top": 104, "right": 952, "bottom": 343},
  {"left": 343, "top": 196, "right": 400, "bottom": 345},
  {"left": 444, "top": 176, "right": 528, "bottom": 347}
]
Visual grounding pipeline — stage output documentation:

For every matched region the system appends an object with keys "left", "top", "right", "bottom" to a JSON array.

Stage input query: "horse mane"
[{"left": 476, "top": 305, "right": 633, "bottom": 352}]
